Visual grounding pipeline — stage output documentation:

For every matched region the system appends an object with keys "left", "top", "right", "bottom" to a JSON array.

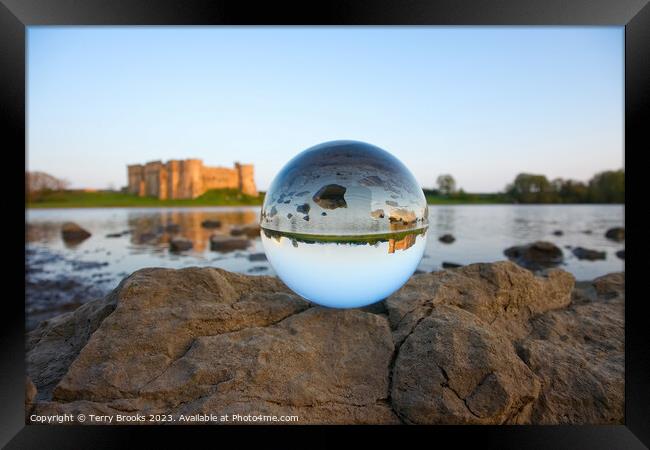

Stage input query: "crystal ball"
[{"left": 260, "top": 140, "right": 429, "bottom": 308}]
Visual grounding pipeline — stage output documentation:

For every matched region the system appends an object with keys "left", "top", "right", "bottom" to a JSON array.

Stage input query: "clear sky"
[{"left": 27, "top": 26, "right": 623, "bottom": 192}]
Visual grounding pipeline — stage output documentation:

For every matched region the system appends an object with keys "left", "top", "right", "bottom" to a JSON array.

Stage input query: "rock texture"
[
  {"left": 26, "top": 262, "right": 624, "bottom": 425},
  {"left": 605, "top": 227, "right": 625, "bottom": 242},
  {"left": 572, "top": 247, "right": 606, "bottom": 260},
  {"left": 61, "top": 222, "right": 91, "bottom": 244},
  {"left": 504, "top": 241, "right": 563, "bottom": 271}
]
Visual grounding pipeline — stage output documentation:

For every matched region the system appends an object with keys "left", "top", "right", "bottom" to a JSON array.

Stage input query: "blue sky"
[{"left": 27, "top": 27, "right": 623, "bottom": 192}]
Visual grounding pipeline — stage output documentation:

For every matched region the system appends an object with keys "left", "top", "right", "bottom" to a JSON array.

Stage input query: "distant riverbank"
[
  {"left": 26, "top": 189, "right": 624, "bottom": 209},
  {"left": 26, "top": 189, "right": 265, "bottom": 208}
]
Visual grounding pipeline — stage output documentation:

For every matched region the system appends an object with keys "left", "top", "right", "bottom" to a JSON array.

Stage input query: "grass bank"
[
  {"left": 27, "top": 189, "right": 517, "bottom": 209},
  {"left": 424, "top": 193, "right": 512, "bottom": 204},
  {"left": 27, "top": 189, "right": 265, "bottom": 208}
]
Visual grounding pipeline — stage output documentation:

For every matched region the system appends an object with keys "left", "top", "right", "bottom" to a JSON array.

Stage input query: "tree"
[
  {"left": 505, "top": 173, "right": 552, "bottom": 203},
  {"left": 436, "top": 174, "right": 456, "bottom": 196},
  {"left": 556, "top": 178, "right": 588, "bottom": 203},
  {"left": 588, "top": 170, "right": 624, "bottom": 203},
  {"left": 26, "top": 171, "right": 69, "bottom": 193}
]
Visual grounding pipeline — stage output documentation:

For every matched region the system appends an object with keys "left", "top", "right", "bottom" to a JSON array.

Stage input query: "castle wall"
[
  {"left": 235, "top": 163, "right": 257, "bottom": 196},
  {"left": 202, "top": 167, "right": 239, "bottom": 191},
  {"left": 127, "top": 159, "right": 256, "bottom": 200}
]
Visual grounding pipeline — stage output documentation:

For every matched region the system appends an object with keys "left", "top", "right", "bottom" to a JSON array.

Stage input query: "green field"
[
  {"left": 424, "top": 192, "right": 512, "bottom": 204},
  {"left": 26, "top": 189, "right": 265, "bottom": 208},
  {"left": 27, "top": 189, "right": 515, "bottom": 209}
]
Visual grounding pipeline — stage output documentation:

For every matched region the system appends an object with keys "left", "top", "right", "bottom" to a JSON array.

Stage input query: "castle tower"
[
  {"left": 235, "top": 162, "right": 257, "bottom": 196},
  {"left": 166, "top": 160, "right": 181, "bottom": 199},
  {"left": 127, "top": 164, "right": 145, "bottom": 196},
  {"left": 179, "top": 159, "right": 204, "bottom": 199},
  {"left": 144, "top": 161, "right": 168, "bottom": 199}
]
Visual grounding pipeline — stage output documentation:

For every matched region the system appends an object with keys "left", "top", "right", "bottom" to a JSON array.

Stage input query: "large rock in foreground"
[{"left": 27, "top": 262, "right": 623, "bottom": 425}]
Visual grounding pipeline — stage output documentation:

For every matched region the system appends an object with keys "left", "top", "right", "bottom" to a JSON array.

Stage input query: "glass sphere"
[{"left": 260, "top": 140, "right": 428, "bottom": 308}]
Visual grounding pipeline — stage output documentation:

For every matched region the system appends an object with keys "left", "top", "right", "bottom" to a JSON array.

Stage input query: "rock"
[
  {"left": 386, "top": 261, "right": 574, "bottom": 344},
  {"left": 105, "top": 233, "right": 122, "bottom": 238},
  {"left": 61, "top": 222, "right": 91, "bottom": 244},
  {"left": 248, "top": 253, "right": 268, "bottom": 262},
  {"left": 392, "top": 305, "right": 540, "bottom": 424},
  {"left": 27, "top": 292, "right": 118, "bottom": 400},
  {"left": 442, "top": 262, "right": 462, "bottom": 269},
  {"left": 210, "top": 235, "right": 251, "bottom": 252},
  {"left": 312, "top": 184, "right": 347, "bottom": 210},
  {"left": 35, "top": 268, "right": 397, "bottom": 424},
  {"left": 230, "top": 224, "right": 261, "bottom": 239},
  {"left": 552, "top": 230, "right": 563, "bottom": 236},
  {"left": 616, "top": 249, "right": 624, "bottom": 260},
  {"left": 572, "top": 247, "right": 606, "bottom": 260},
  {"left": 27, "top": 262, "right": 622, "bottom": 425},
  {"left": 516, "top": 273, "right": 624, "bottom": 424},
  {"left": 503, "top": 241, "right": 563, "bottom": 271},
  {"left": 169, "top": 237, "right": 193, "bottom": 252},
  {"left": 438, "top": 234, "right": 455, "bottom": 244},
  {"left": 583, "top": 230, "right": 593, "bottom": 235},
  {"left": 605, "top": 227, "right": 624, "bottom": 242},
  {"left": 201, "top": 219, "right": 222, "bottom": 229}
]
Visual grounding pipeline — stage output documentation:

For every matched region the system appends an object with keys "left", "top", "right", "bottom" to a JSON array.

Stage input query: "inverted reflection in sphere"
[{"left": 260, "top": 140, "right": 428, "bottom": 308}]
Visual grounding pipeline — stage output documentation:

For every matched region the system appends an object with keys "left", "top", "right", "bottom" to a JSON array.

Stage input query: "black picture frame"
[{"left": 2, "top": 0, "right": 647, "bottom": 448}]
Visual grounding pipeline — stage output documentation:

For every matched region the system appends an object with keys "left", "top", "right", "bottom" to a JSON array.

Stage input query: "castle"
[{"left": 127, "top": 159, "right": 257, "bottom": 199}]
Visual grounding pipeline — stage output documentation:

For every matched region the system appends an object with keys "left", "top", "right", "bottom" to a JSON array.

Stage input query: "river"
[{"left": 25, "top": 204, "right": 624, "bottom": 330}]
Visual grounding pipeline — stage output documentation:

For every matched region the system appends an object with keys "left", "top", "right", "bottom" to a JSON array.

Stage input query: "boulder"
[
  {"left": 605, "top": 227, "right": 624, "bottom": 242},
  {"left": 616, "top": 249, "right": 624, "bottom": 260},
  {"left": 515, "top": 273, "right": 624, "bottom": 424},
  {"left": 61, "top": 222, "right": 91, "bottom": 244},
  {"left": 441, "top": 262, "right": 462, "bottom": 269},
  {"left": 392, "top": 305, "right": 540, "bottom": 424},
  {"left": 201, "top": 219, "right": 222, "bottom": 229},
  {"left": 230, "top": 224, "right": 261, "bottom": 239},
  {"left": 26, "top": 292, "right": 119, "bottom": 400},
  {"left": 33, "top": 268, "right": 397, "bottom": 424},
  {"left": 504, "top": 241, "right": 563, "bottom": 271},
  {"left": 386, "top": 261, "right": 574, "bottom": 344},
  {"left": 552, "top": 230, "right": 563, "bottom": 236},
  {"left": 438, "top": 234, "right": 456, "bottom": 244},
  {"left": 210, "top": 235, "right": 251, "bottom": 252},
  {"left": 27, "top": 262, "right": 623, "bottom": 425},
  {"left": 169, "top": 237, "right": 193, "bottom": 252},
  {"left": 572, "top": 247, "right": 606, "bottom": 261}
]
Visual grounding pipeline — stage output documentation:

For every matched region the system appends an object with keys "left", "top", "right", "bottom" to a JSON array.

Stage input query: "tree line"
[{"left": 428, "top": 169, "right": 624, "bottom": 203}]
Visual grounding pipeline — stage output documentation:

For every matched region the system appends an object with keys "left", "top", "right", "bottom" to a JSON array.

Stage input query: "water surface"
[{"left": 25, "top": 205, "right": 624, "bottom": 329}]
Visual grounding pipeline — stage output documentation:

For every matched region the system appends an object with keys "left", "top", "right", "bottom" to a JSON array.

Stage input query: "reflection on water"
[{"left": 25, "top": 205, "right": 624, "bottom": 329}]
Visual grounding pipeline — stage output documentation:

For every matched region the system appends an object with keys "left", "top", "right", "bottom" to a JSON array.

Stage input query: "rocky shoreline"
[{"left": 25, "top": 261, "right": 623, "bottom": 425}]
